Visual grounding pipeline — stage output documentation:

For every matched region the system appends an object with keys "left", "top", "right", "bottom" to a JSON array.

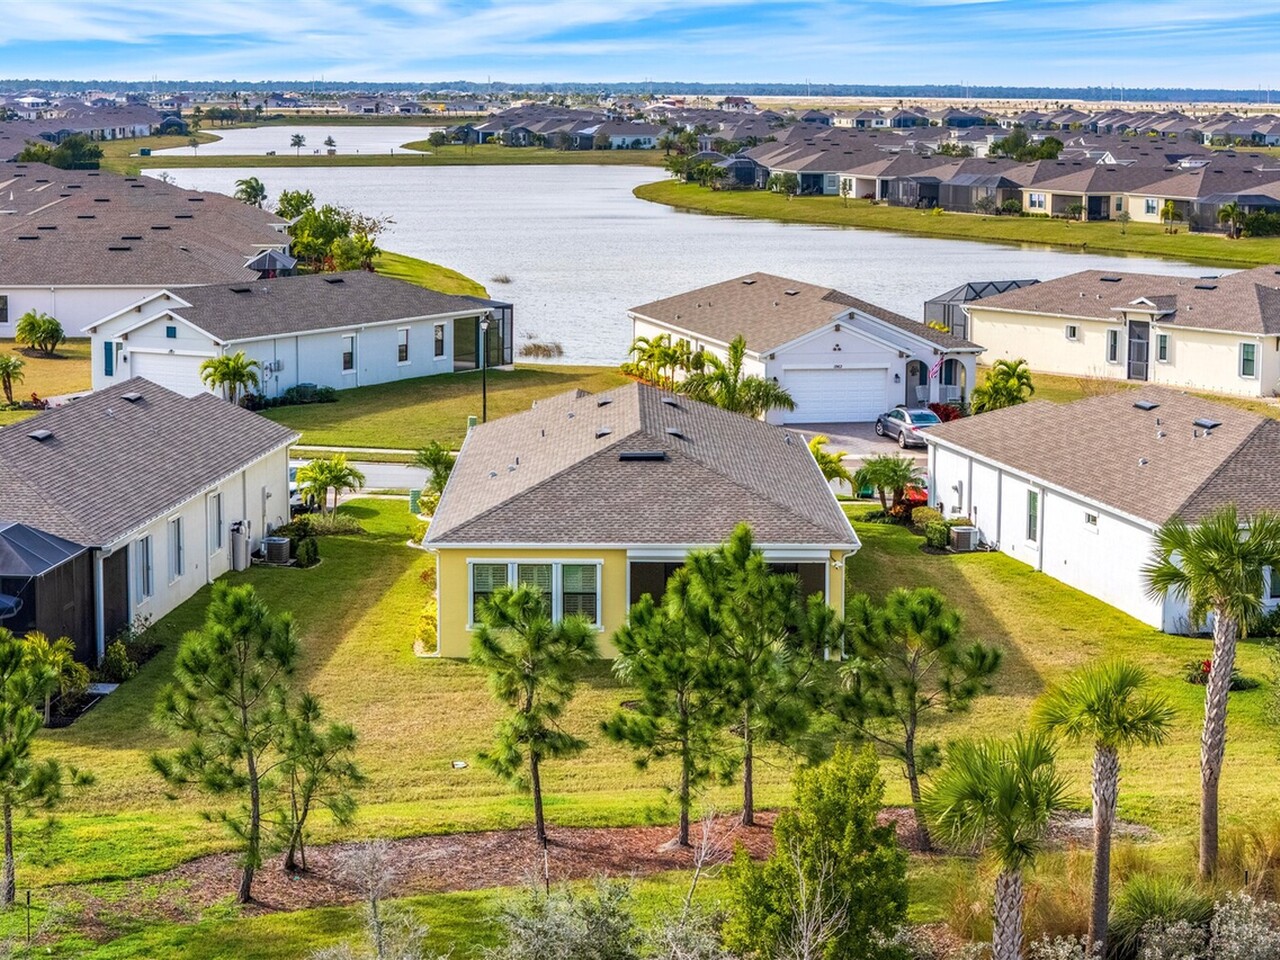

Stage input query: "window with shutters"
[
  {"left": 517, "top": 563, "right": 554, "bottom": 614},
  {"left": 471, "top": 563, "right": 509, "bottom": 622},
  {"left": 561, "top": 564, "right": 599, "bottom": 624}
]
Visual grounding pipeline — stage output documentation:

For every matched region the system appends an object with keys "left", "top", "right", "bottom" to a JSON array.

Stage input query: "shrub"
[
  {"left": 1209, "top": 892, "right": 1280, "bottom": 959},
  {"left": 1220, "top": 815, "right": 1280, "bottom": 899},
  {"left": 1136, "top": 919, "right": 1205, "bottom": 960},
  {"left": 911, "top": 506, "right": 944, "bottom": 528},
  {"left": 924, "top": 521, "right": 950, "bottom": 550},
  {"left": 1182, "top": 659, "right": 1258, "bottom": 691},
  {"left": 1243, "top": 211, "right": 1280, "bottom": 237},
  {"left": 1002, "top": 198, "right": 1024, "bottom": 214},
  {"left": 295, "top": 537, "right": 320, "bottom": 568},
  {"left": 928, "top": 402, "right": 966, "bottom": 422},
  {"left": 14, "top": 311, "right": 65, "bottom": 357},
  {"left": 1248, "top": 605, "right": 1280, "bottom": 638},
  {"left": 1109, "top": 874, "right": 1213, "bottom": 960},
  {"left": 96, "top": 639, "right": 138, "bottom": 683},
  {"left": 418, "top": 596, "right": 439, "bottom": 654}
]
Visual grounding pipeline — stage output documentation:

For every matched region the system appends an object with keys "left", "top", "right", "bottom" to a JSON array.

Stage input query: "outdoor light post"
[{"left": 480, "top": 313, "right": 491, "bottom": 423}]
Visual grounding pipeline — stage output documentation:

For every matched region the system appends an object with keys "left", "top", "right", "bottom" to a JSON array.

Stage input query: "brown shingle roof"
[
  {"left": 925, "top": 387, "right": 1280, "bottom": 525},
  {"left": 425, "top": 383, "right": 857, "bottom": 547},
  {"left": 0, "top": 379, "right": 298, "bottom": 546}
]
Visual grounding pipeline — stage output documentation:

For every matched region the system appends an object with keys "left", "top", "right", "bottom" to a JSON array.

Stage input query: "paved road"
[{"left": 293, "top": 458, "right": 428, "bottom": 491}]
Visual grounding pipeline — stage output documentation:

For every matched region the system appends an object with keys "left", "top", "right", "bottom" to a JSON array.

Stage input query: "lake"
[
  {"left": 154, "top": 165, "right": 1215, "bottom": 365},
  {"left": 152, "top": 124, "right": 440, "bottom": 157}
]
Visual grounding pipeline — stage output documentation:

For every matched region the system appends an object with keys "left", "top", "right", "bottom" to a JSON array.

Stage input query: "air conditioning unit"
[
  {"left": 950, "top": 525, "right": 979, "bottom": 552},
  {"left": 262, "top": 536, "right": 292, "bottom": 565}
]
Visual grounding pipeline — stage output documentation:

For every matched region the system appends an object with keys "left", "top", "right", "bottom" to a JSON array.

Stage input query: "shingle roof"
[
  {"left": 970, "top": 265, "right": 1280, "bottom": 335},
  {"left": 925, "top": 387, "right": 1280, "bottom": 525},
  {"left": 0, "top": 379, "right": 298, "bottom": 546},
  {"left": 629, "top": 272, "right": 979, "bottom": 352},
  {"left": 137, "top": 271, "right": 502, "bottom": 342},
  {"left": 425, "top": 383, "right": 858, "bottom": 547}
]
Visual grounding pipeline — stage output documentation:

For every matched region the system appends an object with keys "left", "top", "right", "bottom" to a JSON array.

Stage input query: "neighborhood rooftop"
[
  {"left": 425, "top": 382, "right": 858, "bottom": 547},
  {"left": 110, "top": 270, "right": 512, "bottom": 342},
  {"left": 629, "top": 272, "right": 980, "bottom": 353},
  {"left": 925, "top": 387, "right": 1280, "bottom": 526},
  {"left": 0, "top": 379, "right": 298, "bottom": 547}
]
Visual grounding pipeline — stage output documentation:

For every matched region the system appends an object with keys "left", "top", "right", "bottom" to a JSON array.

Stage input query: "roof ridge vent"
[
  {"left": 1133, "top": 399, "right": 1160, "bottom": 411},
  {"left": 121, "top": 391, "right": 143, "bottom": 403},
  {"left": 619, "top": 450, "right": 666, "bottom": 461},
  {"left": 27, "top": 429, "right": 52, "bottom": 442}
]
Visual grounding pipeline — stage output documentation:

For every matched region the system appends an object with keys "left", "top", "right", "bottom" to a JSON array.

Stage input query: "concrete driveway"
[{"left": 787, "top": 422, "right": 928, "bottom": 465}]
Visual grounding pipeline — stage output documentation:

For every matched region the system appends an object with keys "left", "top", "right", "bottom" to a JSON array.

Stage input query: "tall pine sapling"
[
  {"left": 0, "top": 628, "right": 91, "bottom": 906},
  {"left": 471, "top": 584, "right": 598, "bottom": 844},
  {"left": 603, "top": 581, "right": 732, "bottom": 846},
  {"left": 152, "top": 582, "right": 298, "bottom": 903},
  {"left": 839, "top": 587, "right": 1002, "bottom": 851},
  {"left": 279, "top": 692, "right": 364, "bottom": 874}
]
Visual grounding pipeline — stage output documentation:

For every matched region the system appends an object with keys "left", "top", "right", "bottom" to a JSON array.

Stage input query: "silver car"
[{"left": 874, "top": 407, "right": 942, "bottom": 448}]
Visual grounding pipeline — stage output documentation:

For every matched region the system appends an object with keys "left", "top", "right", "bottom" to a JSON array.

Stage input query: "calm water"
[
  {"left": 152, "top": 125, "right": 440, "bottom": 157},
  {"left": 155, "top": 166, "right": 1215, "bottom": 365}
]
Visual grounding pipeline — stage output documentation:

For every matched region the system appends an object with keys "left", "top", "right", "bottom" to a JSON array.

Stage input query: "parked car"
[
  {"left": 288, "top": 463, "right": 318, "bottom": 513},
  {"left": 874, "top": 407, "right": 942, "bottom": 448}
]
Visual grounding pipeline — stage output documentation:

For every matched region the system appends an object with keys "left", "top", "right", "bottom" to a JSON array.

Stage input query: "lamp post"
[{"left": 479, "top": 313, "right": 491, "bottom": 423}]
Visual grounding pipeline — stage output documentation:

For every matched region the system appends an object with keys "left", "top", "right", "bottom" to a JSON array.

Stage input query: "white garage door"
[
  {"left": 783, "top": 368, "right": 888, "bottom": 423},
  {"left": 129, "top": 352, "right": 208, "bottom": 396}
]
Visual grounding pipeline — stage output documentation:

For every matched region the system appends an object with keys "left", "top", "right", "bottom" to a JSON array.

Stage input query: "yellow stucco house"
[
  {"left": 966, "top": 265, "right": 1280, "bottom": 398},
  {"left": 423, "top": 382, "right": 861, "bottom": 657}
]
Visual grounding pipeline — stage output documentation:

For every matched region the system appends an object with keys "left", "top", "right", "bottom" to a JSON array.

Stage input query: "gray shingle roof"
[
  {"left": 0, "top": 379, "right": 298, "bottom": 546},
  {"left": 925, "top": 387, "right": 1280, "bottom": 525},
  {"left": 425, "top": 383, "right": 858, "bottom": 547},
  {"left": 630, "top": 272, "right": 978, "bottom": 353},
  {"left": 140, "top": 271, "right": 502, "bottom": 342}
]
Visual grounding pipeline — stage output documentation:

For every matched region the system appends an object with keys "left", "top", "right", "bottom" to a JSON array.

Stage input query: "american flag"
[{"left": 929, "top": 357, "right": 944, "bottom": 379}]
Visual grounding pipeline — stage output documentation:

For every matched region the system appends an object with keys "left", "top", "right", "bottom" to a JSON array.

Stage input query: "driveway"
[{"left": 787, "top": 422, "right": 928, "bottom": 465}]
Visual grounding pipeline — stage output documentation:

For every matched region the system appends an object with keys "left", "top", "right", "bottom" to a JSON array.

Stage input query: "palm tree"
[
  {"left": 853, "top": 454, "right": 923, "bottom": 514},
  {"left": 1143, "top": 503, "right": 1280, "bottom": 879},
  {"left": 1031, "top": 661, "right": 1175, "bottom": 955},
  {"left": 807, "top": 434, "right": 853, "bottom": 486},
  {"left": 971, "top": 359, "right": 1035, "bottom": 414},
  {"left": 679, "top": 335, "right": 795, "bottom": 418},
  {"left": 21, "top": 632, "right": 88, "bottom": 725},
  {"left": 1160, "top": 199, "right": 1182, "bottom": 234},
  {"left": 187, "top": 136, "right": 200, "bottom": 155},
  {"left": 923, "top": 733, "right": 1070, "bottom": 960},
  {"left": 290, "top": 133, "right": 306, "bottom": 156},
  {"left": 233, "top": 177, "right": 266, "bottom": 208},
  {"left": 198, "top": 351, "right": 261, "bottom": 405},
  {"left": 324, "top": 136, "right": 336, "bottom": 150},
  {"left": 657, "top": 131, "right": 677, "bottom": 155},
  {"left": 296, "top": 455, "right": 366, "bottom": 514},
  {"left": 1217, "top": 201, "right": 1243, "bottom": 239},
  {"left": 0, "top": 356, "right": 24, "bottom": 405}
]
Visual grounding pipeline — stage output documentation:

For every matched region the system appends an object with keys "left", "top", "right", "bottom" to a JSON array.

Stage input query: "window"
[
  {"left": 1145, "top": 198, "right": 1158, "bottom": 215},
  {"left": 1026, "top": 490, "right": 1039, "bottom": 543},
  {"left": 1064, "top": 324, "right": 1079, "bottom": 341},
  {"left": 1114, "top": 197, "right": 1123, "bottom": 212},
  {"left": 103, "top": 340, "right": 114, "bottom": 377},
  {"left": 433, "top": 323, "right": 446, "bottom": 358},
  {"left": 1157, "top": 333, "right": 1170, "bottom": 363},
  {"left": 561, "top": 564, "right": 599, "bottom": 623},
  {"left": 0, "top": 295, "right": 7, "bottom": 325},
  {"left": 341, "top": 334, "right": 355, "bottom": 372},
  {"left": 1084, "top": 511, "right": 1099, "bottom": 530},
  {"left": 1028, "top": 192, "right": 1046, "bottom": 210},
  {"left": 470, "top": 563, "right": 509, "bottom": 622},
  {"left": 516, "top": 563, "right": 554, "bottom": 613},
  {"left": 168, "top": 517, "right": 184, "bottom": 581},
  {"left": 1106, "top": 329, "right": 1120, "bottom": 364},
  {"left": 165, "top": 325, "right": 177, "bottom": 339},
  {"left": 209, "top": 493, "right": 223, "bottom": 552},
  {"left": 397, "top": 328, "right": 410, "bottom": 363},
  {"left": 1270, "top": 566, "right": 1280, "bottom": 600},
  {"left": 1240, "top": 342, "right": 1257, "bottom": 379},
  {"left": 135, "top": 535, "right": 154, "bottom": 600}
]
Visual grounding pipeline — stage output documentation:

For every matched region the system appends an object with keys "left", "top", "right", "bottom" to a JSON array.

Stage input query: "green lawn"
[
  {"left": 1020, "top": 368, "right": 1280, "bottom": 419},
  {"left": 635, "top": 180, "right": 1280, "bottom": 269},
  {"left": 265, "top": 365, "right": 632, "bottom": 449},
  {"left": 372, "top": 251, "right": 488, "bottom": 298},
  {"left": 0, "top": 338, "right": 93, "bottom": 426}
]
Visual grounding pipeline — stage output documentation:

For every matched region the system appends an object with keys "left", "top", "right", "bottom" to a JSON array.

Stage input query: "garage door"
[
  {"left": 783, "top": 368, "right": 887, "bottom": 423},
  {"left": 129, "top": 352, "right": 209, "bottom": 396}
]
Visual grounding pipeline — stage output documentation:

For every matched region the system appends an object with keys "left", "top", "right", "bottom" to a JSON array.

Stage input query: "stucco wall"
[{"left": 1, "top": 285, "right": 168, "bottom": 340}]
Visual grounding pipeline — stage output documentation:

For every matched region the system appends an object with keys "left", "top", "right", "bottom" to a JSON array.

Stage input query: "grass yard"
[
  {"left": 371, "top": 250, "right": 488, "bottom": 298},
  {"left": 264, "top": 364, "right": 632, "bottom": 449},
  {"left": 1017, "top": 367, "right": 1280, "bottom": 419},
  {"left": 635, "top": 180, "right": 1280, "bottom": 269},
  {"left": 0, "top": 338, "right": 93, "bottom": 426}
]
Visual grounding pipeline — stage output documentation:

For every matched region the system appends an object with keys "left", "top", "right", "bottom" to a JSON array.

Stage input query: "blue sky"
[{"left": 5, "top": 1, "right": 1280, "bottom": 88}]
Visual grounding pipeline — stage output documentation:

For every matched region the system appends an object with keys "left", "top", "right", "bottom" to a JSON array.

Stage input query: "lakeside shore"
[{"left": 634, "top": 179, "right": 1280, "bottom": 269}]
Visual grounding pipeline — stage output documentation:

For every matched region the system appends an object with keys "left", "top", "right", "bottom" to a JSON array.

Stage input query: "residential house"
[
  {"left": 84, "top": 271, "right": 514, "bottom": 396},
  {"left": 964, "top": 266, "right": 1280, "bottom": 398},
  {"left": 423, "top": 383, "right": 860, "bottom": 657},
  {"left": 923, "top": 279, "right": 1040, "bottom": 340},
  {"left": 0, "top": 380, "right": 296, "bottom": 661},
  {"left": 926, "top": 388, "right": 1280, "bottom": 631},
  {"left": 629, "top": 273, "right": 983, "bottom": 423}
]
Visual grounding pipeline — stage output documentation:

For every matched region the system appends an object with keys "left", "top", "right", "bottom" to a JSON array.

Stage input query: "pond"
[
  {"left": 151, "top": 124, "right": 440, "bottom": 157},
  {"left": 154, "top": 165, "right": 1215, "bottom": 366}
]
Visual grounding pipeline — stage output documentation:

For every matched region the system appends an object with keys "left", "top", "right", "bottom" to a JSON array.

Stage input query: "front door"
[
  {"left": 1127, "top": 320, "right": 1150, "bottom": 381},
  {"left": 904, "top": 360, "right": 927, "bottom": 406}
]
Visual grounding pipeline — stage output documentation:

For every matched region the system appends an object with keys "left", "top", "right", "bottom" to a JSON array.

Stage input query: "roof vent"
[
  {"left": 1138, "top": 457, "right": 1149, "bottom": 466},
  {"left": 784, "top": 289, "right": 799, "bottom": 296},
  {"left": 76, "top": 214, "right": 95, "bottom": 219},
  {"left": 322, "top": 277, "right": 345, "bottom": 284},
  {"left": 122, "top": 391, "right": 142, "bottom": 403},
  {"left": 151, "top": 224, "right": 171, "bottom": 231},
  {"left": 619, "top": 451, "right": 667, "bottom": 462},
  {"left": 187, "top": 197, "right": 205, "bottom": 202},
  {"left": 661, "top": 396, "right": 681, "bottom": 408},
  {"left": 488, "top": 470, "right": 498, "bottom": 478},
  {"left": 107, "top": 245, "right": 132, "bottom": 251},
  {"left": 665, "top": 427, "right": 686, "bottom": 439},
  {"left": 742, "top": 278, "right": 756, "bottom": 285},
  {"left": 1133, "top": 399, "right": 1160, "bottom": 411},
  {"left": 596, "top": 427, "right": 612, "bottom": 438},
  {"left": 1194, "top": 283, "right": 1217, "bottom": 290},
  {"left": 1100, "top": 276, "right": 1122, "bottom": 283},
  {"left": 174, "top": 213, "right": 194, "bottom": 219},
  {"left": 27, "top": 429, "right": 52, "bottom": 442},
  {"left": 229, "top": 285, "right": 251, "bottom": 293},
  {"left": 36, "top": 225, "right": 56, "bottom": 231},
  {"left": 1193, "top": 417, "right": 1221, "bottom": 430},
  {"left": 596, "top": 398, "right": 613, "bottom": 407},
  {"left": 121, "top": 234, "right": 142, "bottom": 241}
]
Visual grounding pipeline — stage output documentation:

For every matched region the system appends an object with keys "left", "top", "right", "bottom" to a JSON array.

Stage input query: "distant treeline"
[{"left": 3, "top": 79, "right": 1279, "bottom": 103}]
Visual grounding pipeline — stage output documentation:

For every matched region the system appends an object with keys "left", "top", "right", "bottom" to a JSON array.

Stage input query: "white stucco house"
[
  {"left": 925, "top": 387, "right": 1280, "bottom": 632},
  {"left": 965, "top": 265, "right": 1280, "bottom": 398},
  {"left": 85, "top": 271, "right": 514, "bottom": 397},
  {"left": 628, "top": 273, "right": 984, "bottom": 424},
  {"left": 0, "top": 380, "right": 297, "bottom": 662}
]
